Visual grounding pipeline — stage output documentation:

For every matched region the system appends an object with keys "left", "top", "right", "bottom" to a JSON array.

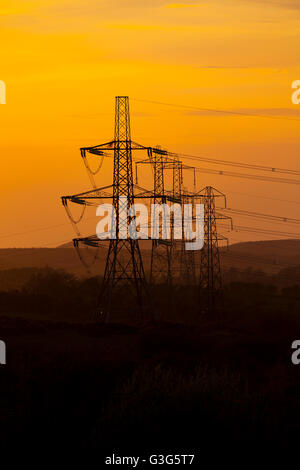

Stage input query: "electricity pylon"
[
  {"left": 169, "top": 157, "right": 183, "bottom": 283},
  {"left": 97, "top": 96, "right": 153, "bottom": 321},
  {"left": 135, "top": 151, "right": 196, "bottom": 285},
  {"left": 148, "top": 147, "right": 172, "bottom": 285},
  {"left": 198, "top": 186, "right": 232, "bottom": 314},
  {"left": 62, "top": 96, "right": 154, "bottom": 322},
  {"left": 179, "top": 195, "right": 196, "bottom": 286},
  {"left": 170, "top": 158, "right": 197, "bottom": 285}
]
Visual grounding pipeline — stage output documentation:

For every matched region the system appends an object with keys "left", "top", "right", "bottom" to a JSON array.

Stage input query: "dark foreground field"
[{"left": 1, "top": 268, "right": 300, "bottom": 461}]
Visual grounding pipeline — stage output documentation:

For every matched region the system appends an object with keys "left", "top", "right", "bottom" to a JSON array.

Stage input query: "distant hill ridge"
[{"left": 0, "top": 239, "right": 299, "bottom": 276}]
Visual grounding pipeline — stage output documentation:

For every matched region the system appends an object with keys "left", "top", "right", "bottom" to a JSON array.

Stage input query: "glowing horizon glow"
[{"left": 0, "top": 0, "right": 299, "bottom": 247}]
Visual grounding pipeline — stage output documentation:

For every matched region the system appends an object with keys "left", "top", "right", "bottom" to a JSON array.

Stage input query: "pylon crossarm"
[
  {"left": 64, "top": 196, "right": 101, "bottom": 207},
  {"left": 62, "top": 184, "right": 114, "bottom": 203},
  {"left": 81, "top": 140, "right": 115, "bottom": 153},
  {"left": 73, "top": 235, "right": 104, "bottom": 247},
  {"left": 133, "top": 185, "right": 155, "bottom": 198},
  {"left": 130, "top": 141, "right": 149, "bottom": 150}
]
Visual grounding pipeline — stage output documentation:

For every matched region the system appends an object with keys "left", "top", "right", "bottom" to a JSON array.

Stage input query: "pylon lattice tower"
[
  {"left": 148, "top": 147, "right": 172, "bottom": 285},
  {"left": 135, "top": 152, "right": 197, "bottom": 285},
  {"left": 170, "top": 158, "right": 183, "bottom": 282},
  {"left": 62, "top": 96, "right": 154, "bottom": 322},
  {"left": 98, "top": 97, "right": 153, "bottom": 321},
  {"left": 179, "top": 195, "right": 196, "bottom": 285},
  {"left": 170, "top": 159, "right": 196, "bottom": 285},
  {"left": 198, "top": 186, "right": 231, "bottom": 314}
]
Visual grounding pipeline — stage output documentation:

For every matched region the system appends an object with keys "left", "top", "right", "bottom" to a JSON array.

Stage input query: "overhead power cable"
[
  {"left": 169, "top": 151, "right": 300, "bottom": 176},
  {"left": 132, "top": 98, "right": 300, "bottom": 123},
  {"left": 221, "top": 208, "right": 300, "bottom": 225},
  {"left": 194, "top": 167, "right": 300, "bottom": 185}
]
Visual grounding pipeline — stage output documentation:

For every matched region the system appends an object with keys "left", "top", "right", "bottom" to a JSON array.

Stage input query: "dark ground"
[{"left": 1, "top": 267, "right": 300, "bottom": 462}]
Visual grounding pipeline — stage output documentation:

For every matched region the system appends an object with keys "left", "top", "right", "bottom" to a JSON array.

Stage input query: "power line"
[
  {"left": 0, "top": 216, "right": 99, "bottom": 240},
  {"left": 194, "top": 166, "right": 300, "bottom": 185},
  {"left": 225, "top": 190, "right": 300, "bottom": 206},
  {"left": 219, "top": 222, "right": 300, "bottom": 238},
  {"left": 0, "top": 238, "right": 73, "bottom": 258},
  {"left": 2, "top": 203, "right": 299, "bottom": 242},
  {"left": 221, "top": 208, "right": 300, "bottom": 225},
  {"left": 0, "top": 222, "right": 70, "bottom": 239},
  {"left": 132, "top": 98, "right": 300, "bottom": 123},
  {"left": 169, "top": 151, "right": 300, "bottom": 176}
]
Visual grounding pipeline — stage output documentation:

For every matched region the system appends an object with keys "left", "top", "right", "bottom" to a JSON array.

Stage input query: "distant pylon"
[
  {"left": 149, "top": 147, "right": 172, "bottom": 285},
  {"left": 180, "top": 195, "right": 196, "bottom": 285},
  {"left": 170, "top": 158, "right": 196, "bottom": 285},
  {"left": 98, "top": 96, "right": 153, "bottom": 321},
  {"left": 198, "top": 186, "right": 231, "bottom": 314},
  {"left": 135, "top": 151, "right": 196, "bottom": 286}
]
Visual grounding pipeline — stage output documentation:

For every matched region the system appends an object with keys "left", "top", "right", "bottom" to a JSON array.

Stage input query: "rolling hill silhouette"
[{"left": 0, "top": 239, "right": 299, "bottom": 277}]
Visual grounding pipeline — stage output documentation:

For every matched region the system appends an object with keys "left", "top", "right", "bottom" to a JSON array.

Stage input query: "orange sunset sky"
[{"left": 0, "top": 0, "right": 300, "bottom": 248}]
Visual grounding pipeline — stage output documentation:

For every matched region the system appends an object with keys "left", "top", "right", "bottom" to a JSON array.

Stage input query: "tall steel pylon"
[
  {"left": 98, "top": 96, "right": 153, "bottom": 321},
  {"left": 198, "top": 186, "right": 231, "bottom": 314},
  {"left": 148, "top": 147, "right": 172, "bottom": 285}
]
